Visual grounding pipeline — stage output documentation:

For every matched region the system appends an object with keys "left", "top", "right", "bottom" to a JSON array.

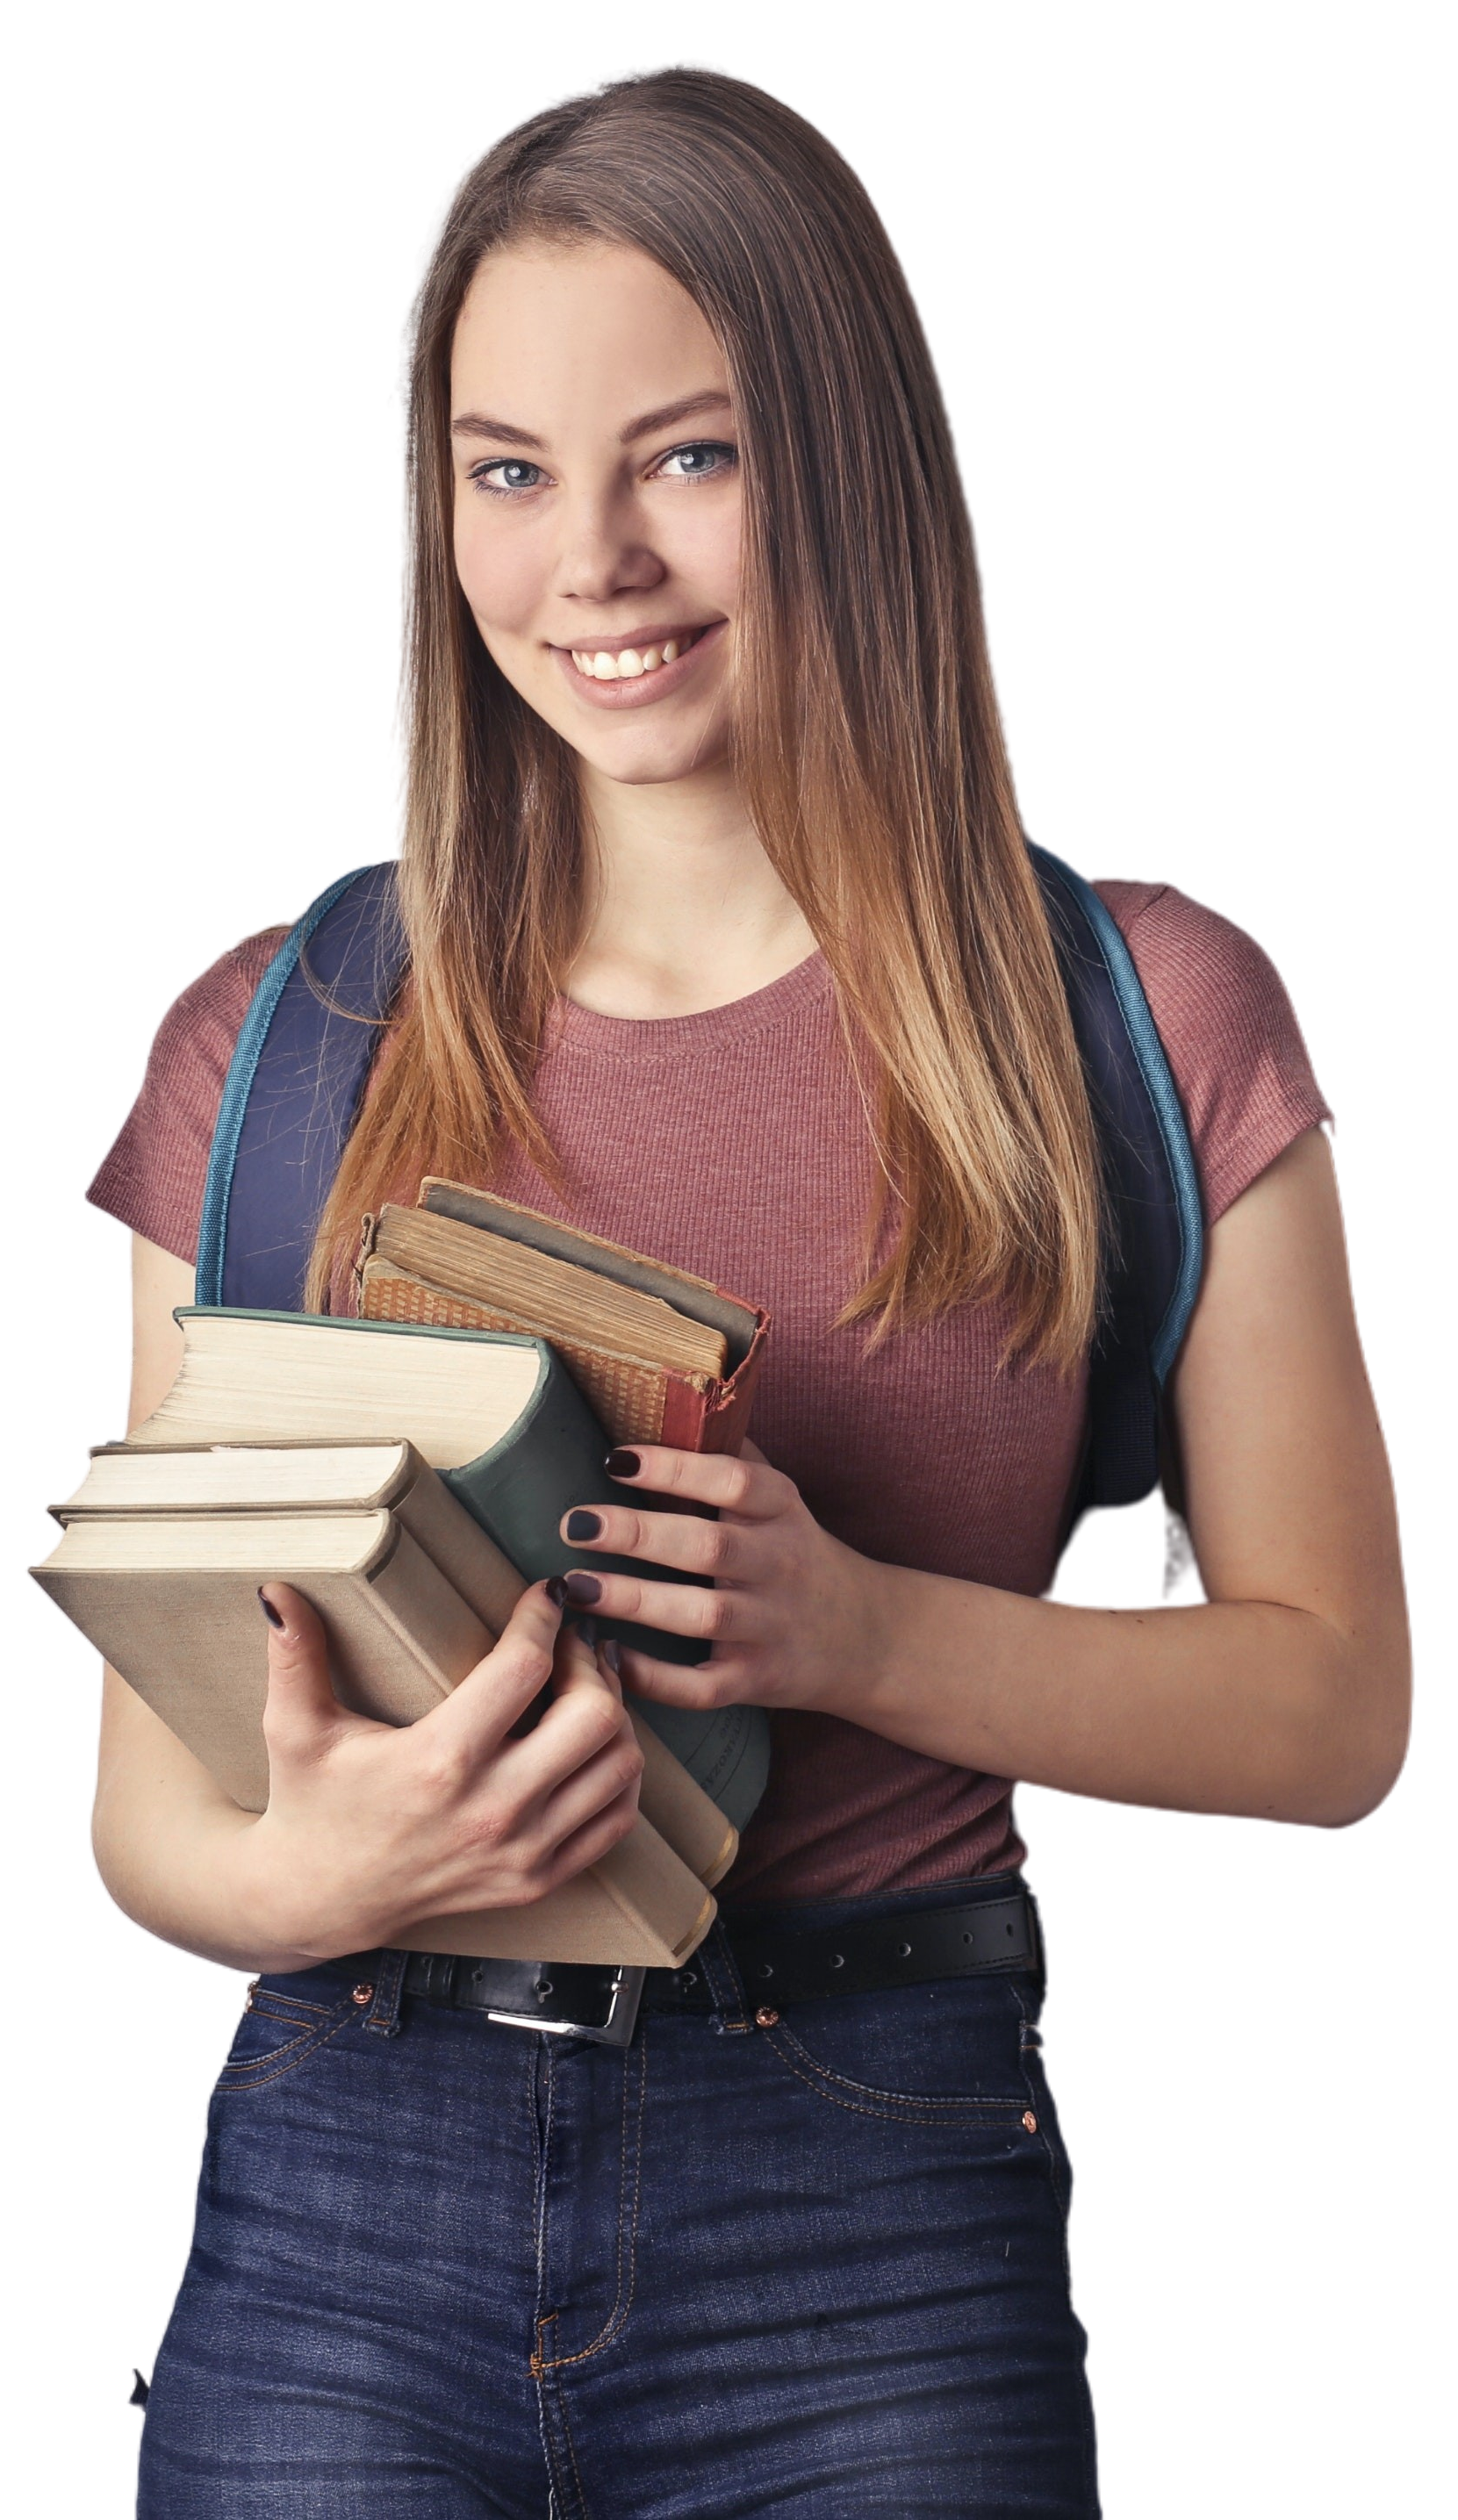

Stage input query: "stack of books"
[{"left": 33, "top": 1191, "right": 772, "bottom": 1968}]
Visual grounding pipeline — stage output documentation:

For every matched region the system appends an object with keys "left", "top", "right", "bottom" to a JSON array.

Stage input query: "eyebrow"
[{"left": 449, "top": 388, "right": 733, "bottom": 450}]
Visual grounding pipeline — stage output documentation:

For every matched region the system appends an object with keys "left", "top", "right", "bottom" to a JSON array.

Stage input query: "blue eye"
[
  {"left": 657, "top": 442, "right": 737, "bottom": 483},
  {"left": 471, "top": 458, "right": 544, "bottom": 495}
]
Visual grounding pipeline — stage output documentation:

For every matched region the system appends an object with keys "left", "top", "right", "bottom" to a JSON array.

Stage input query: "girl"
[{"left": 89, "top": 68, "right": 1408, "bottom": 2519}]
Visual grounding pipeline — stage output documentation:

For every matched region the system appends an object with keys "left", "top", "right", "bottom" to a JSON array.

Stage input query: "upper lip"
[{"left": 550, "top": 621, "right": 720, "bottom": 656}]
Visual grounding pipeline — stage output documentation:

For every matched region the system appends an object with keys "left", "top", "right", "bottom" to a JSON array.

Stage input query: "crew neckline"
[{"left": 548, "top": 945, "right": 832, "bottom": 1060}]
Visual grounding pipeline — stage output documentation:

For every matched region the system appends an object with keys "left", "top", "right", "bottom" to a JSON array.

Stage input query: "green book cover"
[{"left": 176, "top": 1308, "right": 771, "bottom": 1830}]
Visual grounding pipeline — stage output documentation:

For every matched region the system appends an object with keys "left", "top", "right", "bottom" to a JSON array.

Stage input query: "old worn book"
[
  {"left": 31, "top": 1495, "right": 717, "bottom": 1967},
  {"left": 358, "top": 1181, "right": 769, "bottom": 1454},
  {"left": 113, "top": 1308, "right": 772, "bottom": 1830}
]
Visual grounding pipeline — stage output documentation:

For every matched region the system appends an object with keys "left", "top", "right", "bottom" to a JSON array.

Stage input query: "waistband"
[{"left": 326, "top": 1872, "right": 1040, "bottom": 2050}]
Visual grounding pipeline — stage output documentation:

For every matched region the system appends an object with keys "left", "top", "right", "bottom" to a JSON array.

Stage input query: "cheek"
[
  {"left": 453, "top": 508, "right": 542, "bottom": 640},
  {"left": 668, "top": 497, "right": 741, "bottom": 609}
]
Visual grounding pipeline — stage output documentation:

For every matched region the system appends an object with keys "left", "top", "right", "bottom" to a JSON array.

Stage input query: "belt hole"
[
  {"left": 829, "top": 1953, "right": 844, "bottom": 1969},
  {"left": 534, "top": 1978, "right": 554, "bottom": 1999},
  {"left": 678, "top": 1971, "right": 698, "bottom": 1989},
  {"left": 758, "top": 1963, "right": 774, "bottom": 1978},
  {"left": 896, "top": 1942, "right": 912, "bottom": 1959}
]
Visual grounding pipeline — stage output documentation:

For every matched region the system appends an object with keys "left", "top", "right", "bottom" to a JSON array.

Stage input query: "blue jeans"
[{"left": 138, "top": 1876, "right": 1099, "bottom": 2516}]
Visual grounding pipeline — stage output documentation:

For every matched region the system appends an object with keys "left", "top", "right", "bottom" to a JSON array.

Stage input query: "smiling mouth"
[{"left": 566, "top": 627, "right": 710, "bottom": 682}]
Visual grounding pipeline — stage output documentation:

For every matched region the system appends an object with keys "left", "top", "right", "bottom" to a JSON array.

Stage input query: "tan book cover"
[{"left": 32, "top": 1507, "right": 715, "bottom": 1967}]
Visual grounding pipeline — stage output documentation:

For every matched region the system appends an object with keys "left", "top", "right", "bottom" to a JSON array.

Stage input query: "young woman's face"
[{"left": 450, "top": 241, "right": 741, "bottom": 789}]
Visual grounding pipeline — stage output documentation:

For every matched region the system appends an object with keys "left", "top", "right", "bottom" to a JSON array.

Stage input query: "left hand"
[{"left": 557, "top": 1440, "right": 895, "bottom": 1716}]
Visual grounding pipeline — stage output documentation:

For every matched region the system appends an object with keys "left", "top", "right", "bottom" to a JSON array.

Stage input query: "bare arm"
[
  {"left": 555, "top": 1129, "right": 1411, "bottom": 1828},
  {"left": 90, "top": 1235, "right": 644, "bottom": 1971}
]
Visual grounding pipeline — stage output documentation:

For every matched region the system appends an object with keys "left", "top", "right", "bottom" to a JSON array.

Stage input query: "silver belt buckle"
[{"left": 486, "top": 1965, "right": 646, "bottom": 2048}]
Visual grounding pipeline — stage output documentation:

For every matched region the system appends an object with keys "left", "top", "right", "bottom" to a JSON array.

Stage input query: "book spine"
[{"left": 657, "top": 1313, "right": 771, "bottom": 1455}]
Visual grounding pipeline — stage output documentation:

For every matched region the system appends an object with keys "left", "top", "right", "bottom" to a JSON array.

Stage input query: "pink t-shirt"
[{"left": 89, "top": 879, "right": 1330, "bottom": 1906}]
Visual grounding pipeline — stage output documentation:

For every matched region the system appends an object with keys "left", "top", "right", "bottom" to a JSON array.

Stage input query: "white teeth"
[{"left": 569, "top": 630, "right": 698, "bottom": 680}]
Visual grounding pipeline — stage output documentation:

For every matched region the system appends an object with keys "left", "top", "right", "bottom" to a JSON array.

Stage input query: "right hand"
[{"left": 233, "top": 1581, "right": 644, "bottom": 1962}]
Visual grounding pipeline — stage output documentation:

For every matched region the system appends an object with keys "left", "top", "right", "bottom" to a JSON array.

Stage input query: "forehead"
[{"left": 450, "top": 241, "right": 728, "bottom": 421}]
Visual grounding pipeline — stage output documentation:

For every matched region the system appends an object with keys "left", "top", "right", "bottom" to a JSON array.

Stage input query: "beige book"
[
  {"left": 51, "top": 1440, "right": 737, "bottom": 1890},
  {"left": 370, "top": 1201, "right": 729, "bottom": 1384},
  {"left": 54, "top": 1441, "right": 525, "bottom": 1639},
  {"left": 32, "top": 1508, "right": 714, "bottom": 1968}
]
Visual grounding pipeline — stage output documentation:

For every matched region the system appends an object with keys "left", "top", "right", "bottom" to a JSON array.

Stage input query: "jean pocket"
[
  {"left": 215, "top": 1978, "right": 359, "bottom": 2096},
  {"left": 758, "top": 1971, "right": 1042, "bottom": 2126}
]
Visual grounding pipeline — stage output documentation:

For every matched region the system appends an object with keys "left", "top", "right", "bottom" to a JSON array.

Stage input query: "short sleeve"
[
  {"left": 1095, "top": 880, "right": 1332, "bottom": 1225},
  {"left": 86, "top": 930, "right": 288, "bottom": 1265}
]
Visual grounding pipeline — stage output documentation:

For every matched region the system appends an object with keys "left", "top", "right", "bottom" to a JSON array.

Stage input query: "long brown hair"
[{"left": 306, "top": 68, "right": 1102, "bottom": 1369}]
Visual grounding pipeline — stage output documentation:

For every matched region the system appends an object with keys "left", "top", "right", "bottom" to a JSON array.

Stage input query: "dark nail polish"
[
  {"left": 565, "top": 1508, "right": 603, "bottom": 1542},
  {"left": 601, "top": 1637, "right": 621, "bottom": 1677},
  {"left": 606, "top": 1448, "right": 642, "bottom": 1479},
  {"left": 545, "top": 1576, "right": 570, "bottom": 1609},
  {"left": 571, "top": 1615, "right": 599, "bottom": 1650},
  {"left": 256, "top": 1588, "right": 285, "bottom": 1631},
  {"left": 564, "top": 1570, "right": 602, "bottom": 1606}
]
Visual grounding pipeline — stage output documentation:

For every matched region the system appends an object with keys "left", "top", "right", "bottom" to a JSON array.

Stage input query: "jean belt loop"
[
  {"left": 363, "top": 1949, "right": 408, "bottom": 2038},
  {"left": 698, "top": 1919, "right": 754, "bottom": 2035}
]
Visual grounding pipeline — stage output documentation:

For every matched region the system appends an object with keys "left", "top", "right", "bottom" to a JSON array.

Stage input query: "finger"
[
  {"left": 501, "top": 1625, "right": 638, "bottom": 1797},
  {"left": 615, "top": 1642, "right": 743, "bottom": 1712},
  {"left": 554, "top": 1567, "right": 756, "bottom": 1646},
  {"left": 531, "top": 1719, "right": 643, "bottom": 1850},
  {"left": 560, "top": 1500, "right": 748, "bottom": 1580},
  {"left": 603, "top": 1443, "right": 787, "bottom": 1518},
  {"left": 258, "top": 1583, "right": 366, "bottom": 1755},
  {"left": 531, "top": 1777, "right": 643, "bottom": 1899},
  {"left": 421, "top": 1579, "right": 565, "bottom": 1758}
]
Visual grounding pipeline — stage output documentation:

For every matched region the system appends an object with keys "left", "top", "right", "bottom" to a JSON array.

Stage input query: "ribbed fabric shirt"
[{"left": 89, "top": 878, "right": 1330, "bottom": 1906}]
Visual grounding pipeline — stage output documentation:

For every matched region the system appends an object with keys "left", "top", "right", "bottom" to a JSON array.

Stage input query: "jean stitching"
[
  {"left": 535, "top": 2026, "right": 647, "bottom": 2371},
  {"left": 552, "top": 2380, "right": 593, "bottom": 2518},
  {"left": 772, "top": 2018, "right": 1028, "bottom": 2113},
  {"left": 215, "top": 2001, "right": 357, "bottom": 2092},
  {"left": 762, "top": 2028, "right": 1038, "bottom": 2128}
]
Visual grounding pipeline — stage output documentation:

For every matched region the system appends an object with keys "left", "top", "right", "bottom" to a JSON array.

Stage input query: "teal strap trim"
[
  {"left": 1033, "top": 847, "right": 1204, "bottom": 1382},
  {"left": 194, "top": 867, "right": 377, "bottom": 1308}
]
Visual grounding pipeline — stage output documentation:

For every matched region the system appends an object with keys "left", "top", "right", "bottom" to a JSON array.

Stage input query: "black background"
[{"left": 37, "top": 44, "right": 1410, "bottom": 2520}]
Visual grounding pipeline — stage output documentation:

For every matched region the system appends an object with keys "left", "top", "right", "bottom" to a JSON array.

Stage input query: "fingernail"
[
  {"left": 565, "top": 1508, "right": 603, "bottom": 1542},
  {"left": 606, "top": 1448, "right": 642, "bottom": 1480},
  {"left": 571, "top": 1614, "right": 599, "bottom": 1650},
  {"left": 601, "top": 1637, "right": 621, "bottom": 1677},
  {"left": 545, "top": 1576, "right": 570, "bottom": 1609},
  {"left": 564, "top": 1571, "right": 602, "bottom": 1606},
  {"left": 256, "top": 1588, "right": 285, "bottom": 1631}
]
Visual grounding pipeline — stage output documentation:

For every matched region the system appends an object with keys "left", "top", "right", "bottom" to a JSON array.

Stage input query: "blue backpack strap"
[
  {"left": 1029, "top": 844, "right": 1204, "bottom": 1508},
  {"left": 196, "top": 863, "right": 406, "bottom": 1310}
]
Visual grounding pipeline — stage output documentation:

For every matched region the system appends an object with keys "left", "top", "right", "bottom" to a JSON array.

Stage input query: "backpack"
[{"left": 195, "top": 850, "right": 1203, "bottom": 1518}]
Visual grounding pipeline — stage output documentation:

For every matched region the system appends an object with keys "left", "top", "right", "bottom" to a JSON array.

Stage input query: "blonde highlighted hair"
[{"left": 306, "top": 68, "right": 1102, "bottom": 1370}]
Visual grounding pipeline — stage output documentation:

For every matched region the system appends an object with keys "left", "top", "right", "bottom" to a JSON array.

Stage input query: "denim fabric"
[{"left": 138, "top": 1876, "right": 1099, "bottom": 2516}]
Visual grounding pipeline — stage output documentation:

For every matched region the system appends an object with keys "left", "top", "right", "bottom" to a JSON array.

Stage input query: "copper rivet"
[
  {"left": 352, "top": 1982, "right": 375, "bottom": 2007},
  {"left": 1023, "top": 2109, "right": 1038, "bottom": 2132},
  {"left": 755, "top": 2007, "right": 779, "bottom": 2028}
]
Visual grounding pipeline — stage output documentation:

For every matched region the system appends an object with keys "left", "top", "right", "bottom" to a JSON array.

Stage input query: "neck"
[{"left": 564, "top": 757, "right": 818, "bottom": 1019}]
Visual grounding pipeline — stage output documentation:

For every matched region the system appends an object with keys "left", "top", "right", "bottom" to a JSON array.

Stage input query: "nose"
[{"left": 552, "top": 485, "right": 664, "bottom": 608}]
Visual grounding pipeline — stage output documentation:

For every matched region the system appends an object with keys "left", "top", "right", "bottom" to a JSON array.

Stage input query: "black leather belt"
[{"left": 338, "top": 1885, "right": 1040, "bottom": 2050}]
